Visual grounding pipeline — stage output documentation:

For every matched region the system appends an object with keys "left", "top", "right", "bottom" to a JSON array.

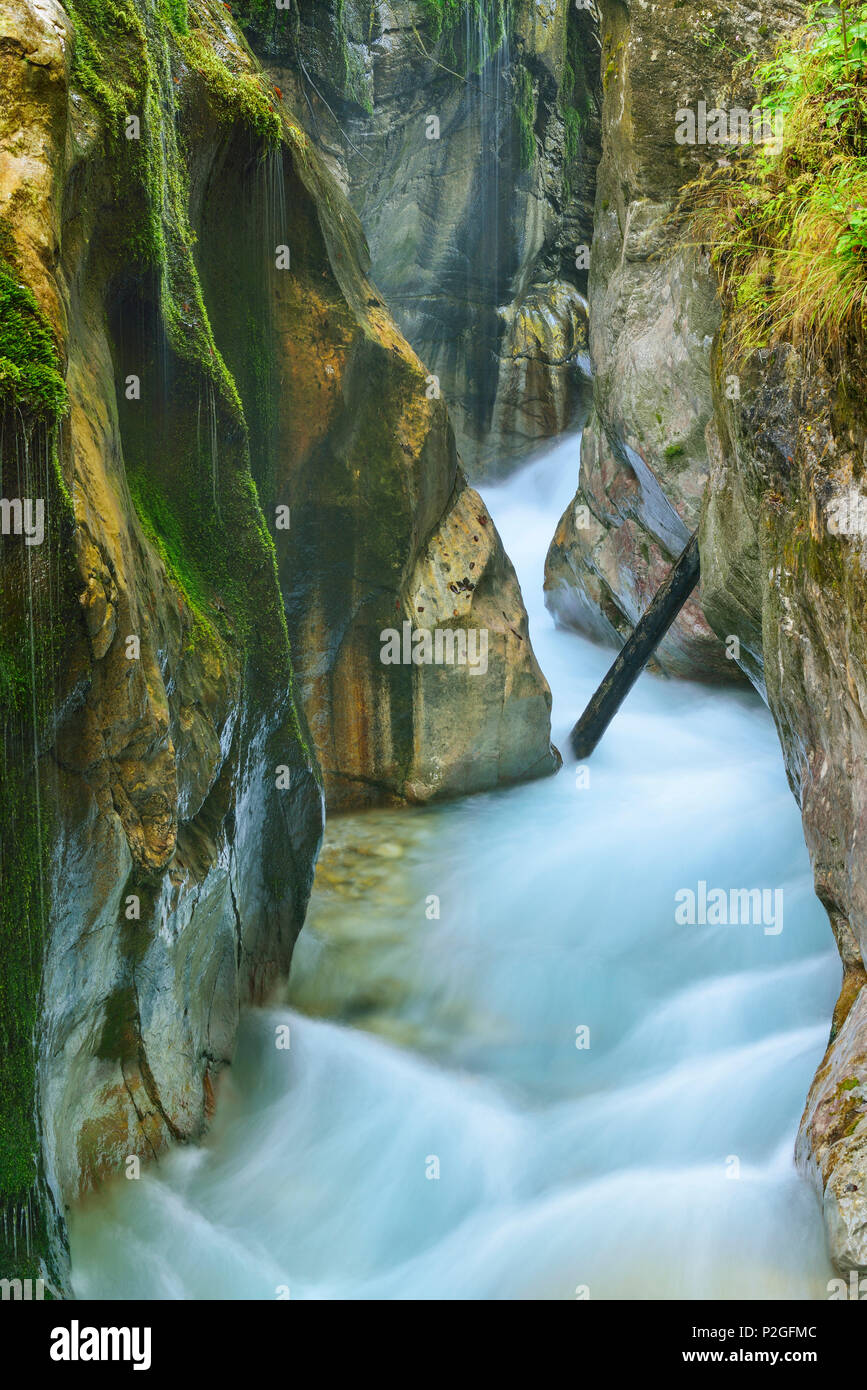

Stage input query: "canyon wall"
[
  {"left": 232, "top": 0, "right": 601, "bottom": 478},
  {"left": 703, "top": 341, "right": 867, "bottom": 1273},
  {"left": 0, "top": 0, "right": 556, "bottom": 1288},
  {"left": 544, "top": 0, "right": 800, "bottom": 680}
]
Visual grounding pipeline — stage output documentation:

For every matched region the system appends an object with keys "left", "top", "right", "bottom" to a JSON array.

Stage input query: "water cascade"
[{"left": 68, "top": 434, "right": 839, "bottom": 1300}]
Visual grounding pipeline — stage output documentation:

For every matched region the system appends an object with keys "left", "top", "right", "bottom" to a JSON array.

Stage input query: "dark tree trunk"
[{"left": 569, "top": 532, "right": 701, "bottom": 760}]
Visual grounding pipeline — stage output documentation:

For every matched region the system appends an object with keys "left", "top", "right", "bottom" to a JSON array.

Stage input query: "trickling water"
[{"left": 69, "top": 434, "right": 839, "bottom": 1300}]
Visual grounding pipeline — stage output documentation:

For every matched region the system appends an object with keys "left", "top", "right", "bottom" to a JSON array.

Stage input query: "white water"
[{"left": 69, "top": 434, "right": 839, "bottom": 1300}]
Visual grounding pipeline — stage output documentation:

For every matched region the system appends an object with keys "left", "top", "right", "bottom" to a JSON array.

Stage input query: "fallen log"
[{"left": 569, "top": 531, "right": 701, "bottom": 760}]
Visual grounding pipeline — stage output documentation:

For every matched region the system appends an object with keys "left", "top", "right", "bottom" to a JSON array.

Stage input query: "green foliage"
[{"left": 683, "top": 3, "right": 867, "bottom": 359}]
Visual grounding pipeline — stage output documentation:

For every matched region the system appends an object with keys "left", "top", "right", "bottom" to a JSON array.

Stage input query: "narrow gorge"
[{"left": 1, "top": 0, "right": 866, "bottom": 1306}]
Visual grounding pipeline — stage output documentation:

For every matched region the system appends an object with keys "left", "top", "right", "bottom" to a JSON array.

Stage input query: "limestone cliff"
[
  {"left": 703, "top": 340, "right": 867, "bottom": 1273},
  {"left": 230, "top": 0, "right": 601, "bottom": 477},
  {"left": 0, "top": 0, "right": 556, "bottom": 1289},
  {"left": 544, "top": 0, "right": 800, "bottom": 680}
]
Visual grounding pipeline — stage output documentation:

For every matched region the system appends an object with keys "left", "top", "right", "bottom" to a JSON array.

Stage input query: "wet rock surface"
[
  {"left": 236, "top": 0, "right": 602, "bottom": 477},
  {"left": 702, "top": 340, "right": 867, "bottom": 1271},
  {"left": 543, "top": 0, "right": 800, "bottom": 680}
]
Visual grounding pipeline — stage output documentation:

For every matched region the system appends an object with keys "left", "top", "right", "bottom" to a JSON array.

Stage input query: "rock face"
[
  {"left": 0, "top": 0, "right": 557, "bottom": 1288},
  {"left": 196, "top": 115, "right": 559, "bottom": 809},
  {"left": 0, "top": 0, "right": 324, "bottom": 1290},
  {"left": 544, "top": 0, "right": 800, "bottom": 680},
  {"left": 702, "top": 341, "right": 867, "bottom": 1272},
  {"left": 232, "top": 0, "right": 601, "bottom": 477}
]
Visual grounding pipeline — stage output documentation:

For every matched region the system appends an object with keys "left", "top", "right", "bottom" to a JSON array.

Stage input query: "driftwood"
[{"left": 569, "top": 532, "right": 701, "bottom": 760}]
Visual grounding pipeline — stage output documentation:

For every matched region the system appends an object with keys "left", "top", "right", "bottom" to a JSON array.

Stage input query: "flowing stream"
[{"left": 69, "top": 434, "right": 840, "bottom": 1300}]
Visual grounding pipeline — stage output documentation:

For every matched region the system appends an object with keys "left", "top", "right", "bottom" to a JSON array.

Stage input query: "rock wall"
[
  {"left": 195, "top": 110, "right": 559, "bottom": 809},
  {"left": 231, "top": 0, "right": 601, "bottom": 477},
  {"left": 0, "top": 0, "right": 326, "bottom": 1290},
  {"left": 0, "top": 0, "right": 557, "bottom": 1288},
  {"left": 544, "top": 0, "right": 800, "bottom": 680},
  {"left": 702, "top": 340, "right": 867, "bottom": 1273}
]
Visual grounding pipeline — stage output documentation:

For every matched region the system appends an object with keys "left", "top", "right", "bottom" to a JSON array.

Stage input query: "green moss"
[
  {"left": 419, "top": 0, "right": 510, "bottom": 72},
  {"left": 334, "top": 0, "right": 372, "bottom": 112},
  {"left": 165, "top": 0, "right": 189, "bottom": 35},
  {"left": 126, "top": 470, "right": 221, "bottom": 653},
  {"left": 0, "top": 435, "right": 77, "bottom": 1278},
  {"left": 95, "top": 985, "right": 140, "bottom": 1064},
  {"left": 178, "top": 29, "right": 282, "bottom": 140},
  {"left": 0, "top": 183, "right": 73, "bottom": 1280},
  {"left": 0, "top": 247, "right": 68, "bottom": 425},
  {"left": 222, "top": 0, "right": 296, "bottom": 60}
]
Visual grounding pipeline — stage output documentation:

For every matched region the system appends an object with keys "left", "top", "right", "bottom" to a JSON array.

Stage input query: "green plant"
[{"left": 681, "top": 3, "right": 867, "bottom": 359}]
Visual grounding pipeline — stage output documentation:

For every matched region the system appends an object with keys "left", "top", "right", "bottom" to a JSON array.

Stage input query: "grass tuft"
[{"left": 680, "top": 2, "right": 867, "bottom": 361}]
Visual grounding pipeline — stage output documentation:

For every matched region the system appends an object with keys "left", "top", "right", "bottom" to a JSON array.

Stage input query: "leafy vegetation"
[{"left": 683, "top": 2, "right": 867, "bottom": 359}]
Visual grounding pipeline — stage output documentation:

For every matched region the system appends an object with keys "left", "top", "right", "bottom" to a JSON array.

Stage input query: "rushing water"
[{"left": 70, "top": 434, "right": 840, "bottom": 1300}]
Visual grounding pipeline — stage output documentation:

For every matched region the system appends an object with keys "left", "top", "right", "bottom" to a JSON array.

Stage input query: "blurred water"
[{"left": 69, "top": 434, "right": 839, "bottom": 1300}]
